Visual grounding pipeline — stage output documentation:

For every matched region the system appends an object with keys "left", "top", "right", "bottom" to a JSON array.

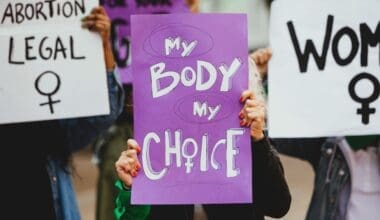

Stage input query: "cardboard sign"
[
  {"left": 268, "top": 0, "right": 380, "bottom": 137},
  {"left": 0, "top": 0, "right": 109, "bottom": 125},
  {"left": 131, "top": 14, "right": 251, "bottom": 204},
  {"left": 101, "top": 0, "right": 190, "bottom": 84}
]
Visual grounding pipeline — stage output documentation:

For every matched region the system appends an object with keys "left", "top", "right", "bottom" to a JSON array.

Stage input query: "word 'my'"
[
  {"left": 165, "top": 36, "right": 198, "bottom": 57},
  {"left": 288, "top": 15, "right": 380, "bottom": 73}
]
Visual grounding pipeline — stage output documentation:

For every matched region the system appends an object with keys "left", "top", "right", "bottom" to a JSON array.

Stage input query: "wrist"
[
  {"left": 251, "top": 130, "right": 265, "bottom": 142},
  {"left": 122, "top": 182, "right": 131, "bottom": 191}
]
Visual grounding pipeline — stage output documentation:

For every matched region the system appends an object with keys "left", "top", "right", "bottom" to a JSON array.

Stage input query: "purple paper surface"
[
  {"left": 101, "top": 0, "right": 190, "bottom": 84},
  {"left": 131, "top": 13, "right": 251, "bottom": 204}
]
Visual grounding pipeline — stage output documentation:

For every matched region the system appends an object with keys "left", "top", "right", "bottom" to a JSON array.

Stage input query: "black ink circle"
[
  {"left": 348, "top": 72, "right": 380, "bottom": 103},
  {"left": 35, "top": 71, "right": 61, "bottom": 96}
]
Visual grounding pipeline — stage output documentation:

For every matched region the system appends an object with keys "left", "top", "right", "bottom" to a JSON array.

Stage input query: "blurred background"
[{"left": 73, "top": 0, "right": 315, "bottom": 219}]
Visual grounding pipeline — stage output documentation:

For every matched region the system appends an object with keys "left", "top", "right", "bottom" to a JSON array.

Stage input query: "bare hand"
[
  {"left": 250, "top": 48, "right": 272, "bottom": 79},
  {"left": 81, "top": 6, "right": 111, "bottom": 44},
  {"left": 239, "top": 90, "right": 266, "bottom": 141},
  {"left": 115, "top": 139, "right": 142, "bottom": 188}
]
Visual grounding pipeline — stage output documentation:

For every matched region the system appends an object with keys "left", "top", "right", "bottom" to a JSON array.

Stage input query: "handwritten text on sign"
[
  {"left": 268, "top": 0, "right": 380, "bottom": 137},
  {"left": 131, "top": 14, "right": 251, "bottom": 204},
  {"left": 0, "top": 0, "right": 109, "bottom": 124}
]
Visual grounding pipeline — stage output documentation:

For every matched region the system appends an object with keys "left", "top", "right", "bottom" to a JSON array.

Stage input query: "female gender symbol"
[
  {"left": 348, "top": 72, "right": 380, "bottom": 125},
  {"left": 35, "top": 71, "right": 61, "bottom": 114}
]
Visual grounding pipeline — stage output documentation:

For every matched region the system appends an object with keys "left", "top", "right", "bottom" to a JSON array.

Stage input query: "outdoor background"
[{"left": 73, "top": 1, "right": 315, "bottom": 219}]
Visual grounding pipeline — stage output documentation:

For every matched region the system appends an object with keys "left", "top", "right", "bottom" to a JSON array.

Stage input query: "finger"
[
  {"left": 85, "top": 14, "right": 109, "bottom": 23},
  {"left": 250, "top": 50, "right": 261, "bottom": 64},
  {"left": 81, "top": 20, "right": 95, "bottom": 28},
  {"left": 240, "top": 90, "right": 255, "bottom": 103},
  {"left": 257, "top": 51, "right": 264, "bottom": 64},
  {"left": 239, "top": 118, "right": 251, "bottom": 127},
  {"left": 115, "top": 159, "right": 132, "bottom": 172},
  {"left": 126, "top": 149, "right": 138, "bottom": 159},
  {"left": 86, "top": 22, "right": 106, "bottom": 32},
  {"left": 117, "top": 167, "right": 133, "bottom": 188},
  {"left": 91, "top": 6, "right": 106, "bottom": 15},
  {"left": 247, "top": 111, "right": 263, "bottom": 121},
  {"left": 127, "top": 139, "right": 142, "bottom": 154},
  {"left": 244, "top": 99, "right": 261, "bottom": 108},
  {"left": 266, "top": 48, "right": 273, "bottom": 59}
]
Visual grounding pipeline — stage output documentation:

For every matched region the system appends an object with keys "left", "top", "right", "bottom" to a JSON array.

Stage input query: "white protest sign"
[
  {"left": 268, "top": 0, "right": 380, "bottom": 137},
  {"left": 0, "top": 0, "right": 109, "bottom": 124}
]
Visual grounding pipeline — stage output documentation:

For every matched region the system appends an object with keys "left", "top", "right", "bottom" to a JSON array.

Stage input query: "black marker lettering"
[
  {"left": 62, "top": 2, "right": 73, "bottom": 18},
  {"left": 287, "top": 15, "right": 334, "bottom": 73},
  {"left": 25, "top": 36, "right": 37, "bottom": 61},
  {"left": 1, "top": 3, "right": 14, "bottom": 24},
  {"left": 360, "top": 22, "right": 380, "bottom": 67},
  {"left": 70, "top": 36, "right": 85, "bottom": 60},
  {"left": 35, "top": 2, "right": 47, "bottom": 20},
  {"left": 54, "top": 37, "right": 67, "bottom": 60},
  {"left": 39, "top": 37, "right": 53, "bottom": 60},
  {"left": 24, "top": 3, "right": 35, "bottom": 20},
  {"left": 8, "top": 37, "right": 25, "bottom": 65},
  {"left": 74, "top": 0, "right": 86, "bottom": 15},
  {"left": 44, "top": 0, "right": 56, "bottom": 17},
  {"left": 332, "top": 27, "right": 359, "bottom": 66},
  {"left": 15, "top": 3, "right": 25, "bottom": 24}
]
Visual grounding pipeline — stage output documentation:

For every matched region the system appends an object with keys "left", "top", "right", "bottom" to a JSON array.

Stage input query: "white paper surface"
[
  {"left": 268, "top": 0, "right": 380, "bottom": 137},
  {"left": 0, "top": 0, "right": 109, "bottom": 124}
]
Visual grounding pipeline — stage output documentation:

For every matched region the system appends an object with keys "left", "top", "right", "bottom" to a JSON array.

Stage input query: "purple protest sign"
[
  {"left": 101, "top": 0, "right": 190, "bottom": 84},
  {"left": 131, "top": 14, "right": 251, "bottom": 204}
]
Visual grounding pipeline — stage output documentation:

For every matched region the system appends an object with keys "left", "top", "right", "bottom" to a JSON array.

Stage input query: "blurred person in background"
[
  {"left": 92, "top": 1, "right": 200, "bottom": 220},
  {"left": 252, "top": 47, "right": 380, "bottom": 220},
  {"left": 1, "top": 6, "right": 123, "bottom": 220}
]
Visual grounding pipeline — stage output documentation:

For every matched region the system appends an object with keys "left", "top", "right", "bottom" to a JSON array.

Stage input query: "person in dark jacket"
[{"left": 1, "top": 6, "right": 124, "bottom": 220}]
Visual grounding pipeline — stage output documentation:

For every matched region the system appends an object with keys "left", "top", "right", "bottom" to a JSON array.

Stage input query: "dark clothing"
[
  {"left": 1, "top": 71, "right": 123, "bottom": 220},
  {"left": 147, "top": 137, "right": 291, "bottom": 220},
  {"left": 202, "top": 137, "right": 291, "bottom": 220},
  {"left": 271, "top": 138, "right": 350, "bottom": 220},
  {"left": 1, "top": 121, "right": 63, "bottom": 220}
]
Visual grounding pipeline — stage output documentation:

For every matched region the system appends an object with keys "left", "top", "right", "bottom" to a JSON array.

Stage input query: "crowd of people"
[{"left": 3, "top": 0, "right": 379, "bottom": 220}]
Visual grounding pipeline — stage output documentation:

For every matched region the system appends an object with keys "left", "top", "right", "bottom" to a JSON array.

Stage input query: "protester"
[
  {"left": 93, "top": 1, "right": 200, "bottom": 219},
  {"left": 251, "top": 47, "right": 380, "bottom": 220},
  {"left": 114, "top": 57, "right": 291, "bottom": 220},
  {"left": 1, "top": 6, "right": 123, "bottom": 220},
  {"left": 93, "top": 84, "right": 134, "bottom": 220}
]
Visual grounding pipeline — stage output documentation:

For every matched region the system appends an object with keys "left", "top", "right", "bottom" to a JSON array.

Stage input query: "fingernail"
[
  {"left": 240, "top": 120, "right": 244, "bottom": 126},
  {"left": 136, "top": 146, "right": 141, "bottom": 154},
  {"left": 131, "top": 171, "right": 137, "bottom": 177},
  {"left": 239, "top": 96, "right": 243, "bottom": 103},
  {"left": 239, "top": 112, "right": 244, "bottom": 119},
  {"left": 135, "top": 164, "right": 141, "bottom": 171}
]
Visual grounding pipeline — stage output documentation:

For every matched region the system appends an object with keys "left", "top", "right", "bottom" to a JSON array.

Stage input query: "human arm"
[
  {"left": 240, "top": 90, "right": 291, "bottom": 218},
  {"left": 58, "top": 7, "right": 124, "bottom": 152},
  {"left": 115, "top": 140, "right": 150, "bottom": 220},
  {"left": 114, "top": 180, "right": 150, "bottom": 220}
]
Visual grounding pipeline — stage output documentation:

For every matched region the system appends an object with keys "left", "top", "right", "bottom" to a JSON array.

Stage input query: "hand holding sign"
[
  {"left": 82, "top": 6, "right": 116, "bottom": 71},
  {"left": 116, "top": 139, "right": 142, "bottom": 188},
  {"left": 82, "top": 7, "right": 111, "bottom": 43},
  {"left": 117, "top": 89, "right": 264, "bottom": 189},
  {"left": 240, "top": 90, "right": 266, "bottom": 141}
]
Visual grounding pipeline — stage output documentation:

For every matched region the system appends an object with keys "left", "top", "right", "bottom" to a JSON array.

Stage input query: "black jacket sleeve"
[
  {"left": 270, "top": 138, "right": 326, "bottom": 172},
  {"left": 253, "top": 137, "right": 291, "bottom": 218}
]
